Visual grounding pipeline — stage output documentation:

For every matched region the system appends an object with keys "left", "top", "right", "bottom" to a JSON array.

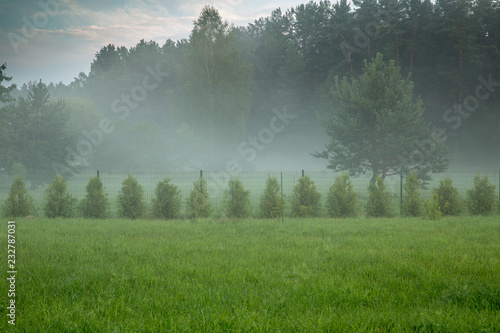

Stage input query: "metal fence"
[{"left": 1, "top": 168, "right": 499, "bottom": 218}]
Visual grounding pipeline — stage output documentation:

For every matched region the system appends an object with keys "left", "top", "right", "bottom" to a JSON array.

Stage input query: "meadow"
[{"left": 1, "top": 216, "right": 499, "bottom": 331}]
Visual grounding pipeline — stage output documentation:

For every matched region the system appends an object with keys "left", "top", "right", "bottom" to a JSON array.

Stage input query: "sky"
[{"left": 0, "top": 0, "right": 312, "bottom": 87}]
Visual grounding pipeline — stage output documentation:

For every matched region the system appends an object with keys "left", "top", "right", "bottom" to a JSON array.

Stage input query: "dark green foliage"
[
  {"left": 81, "top": 177, "right": 109, "bottom": 219},
  {"left": 152, "top": 177, "right": 181, "bottom": 219},
  {"left": 366, "top": 176, "right": 392, "bottom": 218},
  {"left": 2, "top": 177, "right": 34, "bottom": 217},
  {"left": 326, "top": 172, "right": 357, "bottom": 218},
  {"left": 2, "top": 81, "right": 77, "bottom": 180},
  {"left": 291, "top": 176, "right": 321, "bottom": 218},
  {"left": 186, "top": 177, "right": 211, "bottom": 219},
  {"left": 44, "top": 175, "right": 76, "bottom": 218},
  {"left": 433, "top": 178, "right": 462, "bottom": 216},
  {"left": 402, "top": 171, "right": 422, "bottom": 217},
  {"left": 0, "top": 64, "right": 17, "bottom": 169},
  {"left": 10, "top": 1, "right": 498, "bottom": 172},
  {"left": 224, "top": 179, "right": 251, "bottom": 218},
  {"left": 259, "top": 175, "right": 285, "bottom": 219},
  {"left": 425, "top": 193, "right": 442, "bottom": 220},
  {"left": 315, "top": 53, "right": 449, "bottom": 184},
  {"left": 0, "top": 63, "right": 16, "bottom": 103},
  {"left": 467, "top": 174, "right": 496, "bottom": 216},
  {"left": 117, "top": 174, "right": 146, "bottom": 219}
]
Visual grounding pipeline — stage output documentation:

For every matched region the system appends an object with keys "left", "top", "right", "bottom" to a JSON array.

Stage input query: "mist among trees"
[{"left": 1, "top": 0, "right": 500, "bottom": 181}]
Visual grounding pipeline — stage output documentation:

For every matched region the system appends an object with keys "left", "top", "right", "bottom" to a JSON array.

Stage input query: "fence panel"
[{"left": 0, "top": 168, "right": 498, "bottom": 218}]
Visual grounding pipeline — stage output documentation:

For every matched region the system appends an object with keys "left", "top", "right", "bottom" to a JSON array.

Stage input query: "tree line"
[{"left": 1, "top": 0, "right": 499, "bottom": 180}]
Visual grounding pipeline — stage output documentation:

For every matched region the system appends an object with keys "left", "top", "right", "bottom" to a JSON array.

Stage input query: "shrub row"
[
  {"left": 411, "top": 173, "right": 498, "bottom": 220},
  {"left": 2, "top": 173, "right": 498, "bottom": 219}
]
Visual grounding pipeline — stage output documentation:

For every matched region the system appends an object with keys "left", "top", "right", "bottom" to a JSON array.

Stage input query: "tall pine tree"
[
  {"left": 0, "top": 63, "right": 17, "bottom": 171},
  {"left": 11, "top": 81, "right": 76, "bottom": 182},
  {"left": 315, "top": 53, "right": 449, "bottom": 183}
]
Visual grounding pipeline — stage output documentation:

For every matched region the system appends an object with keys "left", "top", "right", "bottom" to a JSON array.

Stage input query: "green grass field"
[{"left": 1, "top": 216, "right": 499, "bottom": 331}]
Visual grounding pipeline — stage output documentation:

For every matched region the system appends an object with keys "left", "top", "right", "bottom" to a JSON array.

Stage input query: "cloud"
[{"left": 55, "top": 0, "right": 194, "bottom": 44}]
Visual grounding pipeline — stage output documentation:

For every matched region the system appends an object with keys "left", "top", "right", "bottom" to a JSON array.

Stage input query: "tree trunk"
[
  {"left": 410, "top": 23, "right": 415, "bottom": 80},
  {"left": 370, "top": 163, "right": 378, "bottom": 184},
  {"left": 396, "top": 33, "right": 399, "bottom": 67},
  {"left": 339, "top": 32, "right": 353, "bottom": 74}
]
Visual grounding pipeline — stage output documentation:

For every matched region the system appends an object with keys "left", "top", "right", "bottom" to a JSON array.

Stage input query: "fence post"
[
  {"left": 281, "top": 171, "right": 284, "bottom": 223},
  {"left": 400, "top": 168, "right": 403, "bottom": 217},
  {"left": 200, "top": 170, "right": 203, "bottom": 179},
  {"left": 498, "top": 169, "right": 500, "bottom": 214},
  {"left": 97, "top": 170, "right": 99, "bottom": 179},
  {"left": 302, "top": 170, "right": 304, "bottom": 178}
]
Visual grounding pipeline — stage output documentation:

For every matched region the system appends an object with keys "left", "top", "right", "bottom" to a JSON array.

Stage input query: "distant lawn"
[{"left": 1, "top": 217, "right": 499, "bottom": 331}]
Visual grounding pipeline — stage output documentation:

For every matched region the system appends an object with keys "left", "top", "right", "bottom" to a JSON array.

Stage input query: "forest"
[{"left": 1, "top": 0, "right": 499, "bottom": 179}]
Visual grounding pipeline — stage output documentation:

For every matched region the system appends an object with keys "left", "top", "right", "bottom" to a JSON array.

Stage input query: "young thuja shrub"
[
  {"left": 117, "top": 174, "right": 146, "bottom": 219},
  {"left": 402, "top": 171, "right": 422, "bottom": 217},
  {"left": 81, "top": 176, "right": 109, "bottom": 219},
  {"left": 2, "top": 177, "right": 35, "bottom": 217},
  {"left": 425, "top": 193, "right": 442, "bottom": 220},
  {"left": 259, "top": 175, "right": 285, "bottom": 219},
  {"left": 366, "top": 175, "right": 392, "bottom": 218},
  {"left": 433, "top": 178, "right": 462, "bottom": 216},
  {"left": 326, "top": 172, "right": 357, "bottom": 218},
  {"left": 467, "top": 174, "right": 496, "bottom": 216},
  {"left": 224, "top": 178, "right": 251, "bottom": 218},
  {"left": 187, "top": 177, "right": 211, "bottom": 219},
  {"left": 291, "top": 176, "right": 321, "bottom": 218},
  {"left": 152, "top": 177, "right": 181, "bottom": 219},
  {"left": 44, "top": 174, "right": 77, "bottom": 218}
]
